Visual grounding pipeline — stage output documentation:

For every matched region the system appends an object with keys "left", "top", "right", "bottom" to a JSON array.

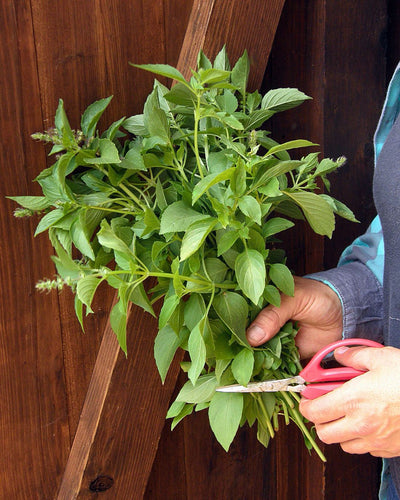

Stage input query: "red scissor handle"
[
  {"left": 299, "top": 338, "right": 383, "bottom": 384},
  {"left": 301, "top": 382, "right": 343, "bottom": 399}
]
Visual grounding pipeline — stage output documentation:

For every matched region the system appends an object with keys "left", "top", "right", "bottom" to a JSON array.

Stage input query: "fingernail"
[
  {"left": 247, "top": 325, "right": 265, "bottom": 344},
  {"left": 335, "top": 346, "right": 349, "bottom": 355}
]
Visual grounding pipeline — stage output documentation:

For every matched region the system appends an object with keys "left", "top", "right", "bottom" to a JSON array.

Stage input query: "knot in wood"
[{"left": 89, "top": 475, "right": 114, "bottom": 492}]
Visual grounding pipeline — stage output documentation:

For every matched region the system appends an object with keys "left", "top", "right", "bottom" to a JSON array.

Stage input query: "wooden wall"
[{"left": 0, "top": 0, "right": 397, "bottom": 498}]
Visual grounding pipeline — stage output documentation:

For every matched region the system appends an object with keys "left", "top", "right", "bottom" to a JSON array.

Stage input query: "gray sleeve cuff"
[{"left": 306, "top": 261, "right": 384, "bottom": 342}]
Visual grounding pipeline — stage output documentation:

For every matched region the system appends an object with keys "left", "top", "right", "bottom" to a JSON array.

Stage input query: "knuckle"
[{"left": 257, "top": 307, "right": 282, "bottom": 330}]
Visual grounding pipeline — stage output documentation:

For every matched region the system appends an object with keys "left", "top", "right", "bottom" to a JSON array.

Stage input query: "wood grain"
[
  {"left": 178, "top": 0, "right": 285, "bottom": 90},
  {"left": 0, "top": 0, "right": 394, "bottom": 498},
  {"left": 0, "top": 1, "right": 70, "bottom": 498}
]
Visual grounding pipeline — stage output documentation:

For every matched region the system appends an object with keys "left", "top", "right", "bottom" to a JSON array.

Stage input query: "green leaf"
[
  {"left": 283, "top": 191, "right": 335, "bottom": 237},
  {"left": 265, "top": 139, "right": 317, "bottom": 157},
  {"left": 164, "top": 83, "right": 196, "bottom": 107},
  {"left": 55, "top": 99, "right": 76, "bottom": 148},
  {"left": 180, "top": 217, "right": 218, "bottom": 261},
  {"left": 269, "top": 263, "right": 294, "bottom": 296},
  {"left": 160, "top": 201, "right": 208, "bottom": 234},
  {"left": 8, "top": 195, "right": 51, "bottom": 211},
  {"left": 263, "top": 285, "right": 281, "bottom": 307},
  {"left": 231, "top": 50, "right": 250, "bottom": 95},
  {"left": 154, "top": 324, "right": 187, "bottom": 383},
  {"left": 176, "top": 374, "right": 218, "bottom": 403},
  {"left": 97, "top": 219, "right": 132, "bottom": 254},
  {"left": 84, "top": 138, "right": 121, "bottom": 165},
  {"left": 131, "top": 63, "right": 188, "bottom": 86},
  {"left": 70, "top": 213, "right": 95, "bottom": 260},
  {"left": 104, "top": 116, "right": 126, "bottom": 140},
  {"left": 253, "top": 160, "right": 302, "bottom": 188},
  {"left": 261, "top": 88, "right": 311, "bottom": 112},
  {"left": 192, "top": 167, "right": 235, "bottom": 204},
  {"left": 213, "top": 46, "right": 230, "bottom": 71},
  {"left": 74, "top": 295, "right": 84, "bottom": 331},
  {"left": 184, "top": 294, "right": 206, "bottom": 331},
  {"left": 262, "top": 217, "right": 294, "bottom": 238},
  {"left": 188, "top": 318, "right": 207, "bottom": 384},
  {"left": 231, "top": 348, "right": 254, "bottom": 386},
  {"left": 81, "top": 96, "right": 113, "bottom": 138},
  {"left": 170, "top": 403, "right": 194, "bottom": 430},
  {"left": 159, "top": 294, "right": 180, "bottom": 330},
  {"left": 127, "top": 281, "right": 155, "bottom": 317},
  {"left": 204, "top": 258, "right": 228, "bottom": 283},
  {"left": 319, "top": 194, "right": 359, "bottom": 223},
  {"left": 213, "top": 292, "right": 249, "bottom": 347},
  {"left": 215, "top": 90, "right": 238, "bottom": 114},
  {"left": 197, "top": 50, "right": 212, "bottom": 70},
  {"left": 217, "top": 229, "right": 240, "bottom": 256},
  {"left": 120, "top": 139, "right": 146, "bottom": 171},
  {"left": 110, "top": 299, "right": 127, "bottom": 355},
  {"left": 238, "top": 196, "right": 261, "bottom": 225},
  {"left": 166, "top": 400, "right": 186, "bottom": 419},
  {"left": 244, "top": 109, "right": 275, "bottom": 131},
  {"left": 76, "top": 275, "right": 102, "bottom": 313},
  {"left": 143, "top": 89, "right": 170, "bottom": 144},
  {"left": 123, "top": 114, "right": 147, "bottom": 135},
  {"left": 34, "top": 208, "right": 66, "bottom": 236},
  {"left": 209, "top": 392, "right": 243, "bottom": 451},
  {"left": 199, "top": 68, "right": 230, "bottom": 85},
  {"left": 235, "top": 249, "right": 266, "bottom": 305}
]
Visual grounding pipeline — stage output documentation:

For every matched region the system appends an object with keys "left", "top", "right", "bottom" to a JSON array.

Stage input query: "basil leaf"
[
  {"left": 283, "top": 191, "right": 335, "bottom": 237},
  {"left": 213, "top": 292, "right": 249, "bottom": 347},
  {"left": 235, "top": 249, "right": 266, "bottom": 305},
  {"left": 209, "top": 392, "right": 243, "bottom": 451},
  {"left": 231, "top": 348, "right": 254, "bottom": 386},
  {"left": 269, "top": 263, "right": 294, "bottom": 297}
]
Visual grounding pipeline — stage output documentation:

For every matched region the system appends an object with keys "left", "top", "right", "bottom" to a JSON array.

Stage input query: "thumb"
[
  {"left": 246, "top": 298, "right": 295, "bottom": 346},
  {"left": 334, "top": 345, "right": 376, "bottom": 372}
]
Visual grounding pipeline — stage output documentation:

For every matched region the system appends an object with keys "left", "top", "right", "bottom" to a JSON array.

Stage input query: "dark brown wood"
[
  {"left": 0, "top": 1, "right": 71, "bottom": 498},
  {"left": 57, "top": 298, "right": 123, "bottom": 499}
]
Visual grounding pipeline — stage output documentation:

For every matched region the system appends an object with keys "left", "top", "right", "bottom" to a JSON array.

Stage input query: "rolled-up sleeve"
[{"left": 306, "top": 215, "right": 384, "bottom": 342}]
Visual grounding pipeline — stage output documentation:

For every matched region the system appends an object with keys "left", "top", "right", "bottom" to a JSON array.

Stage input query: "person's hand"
[
  {"left": 246, "top": 276, "right": 343, "bottom": 359},
  {"left": 300, "top": 345, "right": 400, "bottom": 457}
]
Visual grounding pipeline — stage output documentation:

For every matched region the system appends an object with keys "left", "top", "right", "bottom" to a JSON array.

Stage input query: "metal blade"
[{"left": 216, "top": 376, "right": 305, "bottom": 393}]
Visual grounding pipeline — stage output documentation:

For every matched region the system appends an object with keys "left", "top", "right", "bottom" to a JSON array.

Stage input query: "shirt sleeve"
[{"left": 306, "top": 215, "right": 384, "bottom": 342}]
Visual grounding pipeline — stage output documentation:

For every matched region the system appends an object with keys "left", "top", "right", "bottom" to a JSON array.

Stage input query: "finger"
[
  {"left": 340, "top": 439, "right": 394, "bottom": 457},
  {"left": 299, "top": 390, "right": 347, "bottom": 424},
  {"left": 246, "top": 296, "right": 296, "bottom": 346},
  {"left": 334, "top": 345, "right": 385, "bottom": 371},
  {"left": 340, "top": 438, "right": 370, "bottom": 455},
  {"left": 315, "top": 418, "right": 356, "bottom": 445}
]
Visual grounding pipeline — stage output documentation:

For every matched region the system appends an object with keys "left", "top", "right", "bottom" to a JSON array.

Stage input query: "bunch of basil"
[{"left": 11, "top": 48, "right": 355, "bottom": 459}]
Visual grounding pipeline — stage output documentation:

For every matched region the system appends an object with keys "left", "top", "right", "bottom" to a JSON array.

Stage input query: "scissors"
[{"left": 216, "top": 338, "right": 383, "bottom": 399}]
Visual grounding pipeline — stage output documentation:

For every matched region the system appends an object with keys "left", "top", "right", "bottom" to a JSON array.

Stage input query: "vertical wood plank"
[
  {"left": 178, "top": 0, "right": 286, "bottom": 90},
  {"left": 323, "top": 0, "right": 388, "bottom": 268},
  {"left": 0, "top": 1, "right": 71, "bottom": 497},
  {"left": 55, "top": 1, "right": 193, "bottom": 497}
]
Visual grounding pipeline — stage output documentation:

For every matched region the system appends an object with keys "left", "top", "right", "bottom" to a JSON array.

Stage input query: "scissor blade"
[{"left": 216, "top": 376, "right": 304, "bottom": 393}]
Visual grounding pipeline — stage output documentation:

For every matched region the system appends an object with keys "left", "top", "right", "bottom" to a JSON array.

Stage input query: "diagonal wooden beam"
[{"left": 57, "top": 1, "right": 286, "bottom": 498}]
